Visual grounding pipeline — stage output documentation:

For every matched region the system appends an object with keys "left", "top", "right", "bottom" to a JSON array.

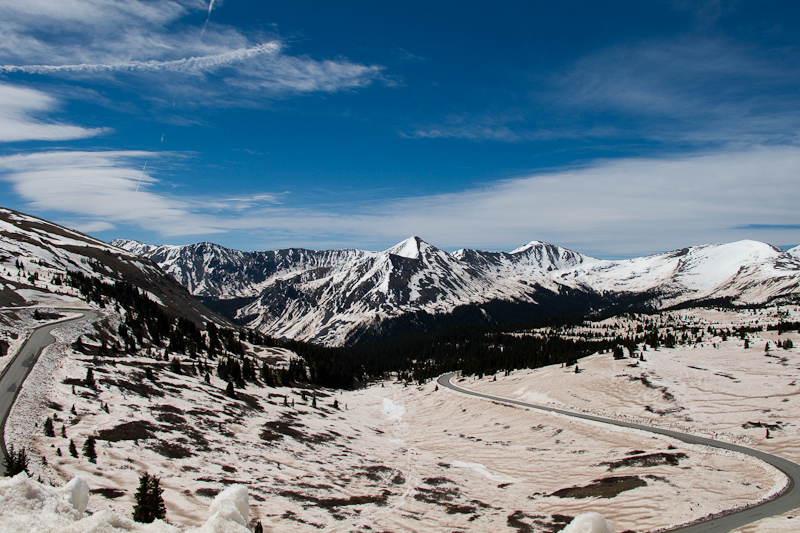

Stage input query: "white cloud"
[
  {"left": 412, "top": 37, "right": 800, "bottom": 145},
  {"left": 551, "top": 37, "right": 800, "bottom": 145},
  {"left": 224, "top": 146, "right": 800, "bottom": 255},
  {"left": 0, "top": 0, "right": 384, "bottom": 101},
  {"left": 0, "top": 83, "right": 106, "bottom": 142},
  {"left": 3, "top": 146, "right": 797, "bottom": 256},
  {"left": 0, "top": 151, "right": 221, "bottom": 236}
]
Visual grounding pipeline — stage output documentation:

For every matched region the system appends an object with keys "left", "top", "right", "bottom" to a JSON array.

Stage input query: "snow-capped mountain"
[
  {"left": 113, "top": 235, "right": 800, "bottom": 346},
  {"left": 0, "top": 207, "right": 220, "bottom": 325}
]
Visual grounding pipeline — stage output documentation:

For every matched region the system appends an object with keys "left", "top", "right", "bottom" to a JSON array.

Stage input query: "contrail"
[
  {"left": 200, "top": 0, "right": 215, "bottom": 39},
  {"left": 0, "top": 42, "right": 281, "bottom": 75},
  {"left": 135, "top": 161, "right": 148, "bottom": 192}
]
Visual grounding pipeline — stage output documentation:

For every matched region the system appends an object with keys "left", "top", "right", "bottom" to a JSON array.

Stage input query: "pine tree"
[
  {"left": 44, "top": 416, "right": 55, "bottom": 437},
  {"left": 3, "top": 445, "right": 28, "bottom": 476},
  {"left": 132, "top": 472, "right": 167, "bottom": 523},
  {"left": 225, "top": 381, "right": 236, "bottom": 399},
  {"left": 254, "top": 521, "right": 264, "bottom": 533},
  {"left": 150, "top": 476, "right": 166, "bottom": 520},
  {"left": 132, "top": 473, "right": 151, "bottom": 522},
  {"left": 69, "top": 439, "right": 78, "bottom": 457},
  {"left": 85, "top": 367, "right": 96, "bottom": 389},
  {"left": 83, "top": 435, "right": 97, "bottom": 463}
]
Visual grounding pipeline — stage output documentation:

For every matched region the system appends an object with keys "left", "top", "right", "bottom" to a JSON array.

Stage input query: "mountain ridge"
[{"left": 112, "top": 236, "right": 800, "bottom": 346}]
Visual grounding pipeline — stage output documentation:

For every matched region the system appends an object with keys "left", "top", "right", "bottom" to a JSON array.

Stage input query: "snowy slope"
[
  {"left": 563, "top": 240, "right": 792, "bottom": 301},
  {"left": 116, "top": 236, "right": 800, "bottom": 346},
  {"left": 0, "top": 207, "right": 219, "bottom": 325}
]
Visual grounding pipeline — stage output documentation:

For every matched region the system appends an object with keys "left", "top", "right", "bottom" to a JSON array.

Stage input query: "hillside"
[{"left": 0, "top": 207, "right": 221, "bottom": 326}]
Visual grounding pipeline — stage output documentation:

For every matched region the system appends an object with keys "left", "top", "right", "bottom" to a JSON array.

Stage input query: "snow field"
[
  {"left": 468, "top": 306, "right": 800, "bottom": 531},
  {"left": 4, "top": 305, "right": 799, "bottom": 532}
]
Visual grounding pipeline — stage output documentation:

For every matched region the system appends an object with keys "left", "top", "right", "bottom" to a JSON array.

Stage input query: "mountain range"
[{"left": 112, "top": 236, "right": 800, "bottom": 346}]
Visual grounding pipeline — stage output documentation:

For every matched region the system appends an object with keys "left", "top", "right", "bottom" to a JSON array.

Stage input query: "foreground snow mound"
[
  {"left": 562, "top": 512, "right": 616, "bottom": 533},
  {"left": 196, "top": 486, "right": 250, "bottom": 532},
  {"left": 0, "top": 473, "right": 252, "bottom": 532}
]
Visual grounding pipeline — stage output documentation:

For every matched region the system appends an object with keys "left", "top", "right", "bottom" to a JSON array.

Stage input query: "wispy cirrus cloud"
[
  {"left": 0, "top": 82, "right": 106, "bottom": 142},
  {"left": 2, "top": 146, "right": 798, "bottom": 256},
  {"left": 0, "top": 42, "right": 282, "bottom": 75},
  {"left": 0, "top": 0, "right": 384, "bottom": 102},
  {"left": 411, "top": 37, "right": 800, "bottom": 146}
]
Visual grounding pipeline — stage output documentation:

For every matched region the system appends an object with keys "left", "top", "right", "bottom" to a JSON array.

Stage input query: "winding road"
[
  {"left": 438, "top": 371, "right": 800, "bottom": 532},
  {"left": 0, "top": 308, "right": 97, "bottom": 475}
]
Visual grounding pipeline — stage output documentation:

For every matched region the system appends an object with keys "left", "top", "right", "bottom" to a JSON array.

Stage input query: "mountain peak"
[
  {"left": 511, "top": 240, "right": 548, "bottom": 254},
  {"left": 385, "top": 236, "right": 426, "bottom": 259}
]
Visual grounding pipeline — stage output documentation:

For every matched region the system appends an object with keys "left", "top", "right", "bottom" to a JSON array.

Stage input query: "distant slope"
[{"left": 114, "top": 236, "right": 800, "bottom": 346}]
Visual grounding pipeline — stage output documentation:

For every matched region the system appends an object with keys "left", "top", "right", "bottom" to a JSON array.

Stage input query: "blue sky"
[{"left": 0, "top": 0, "right": 799, "bottom": 258}]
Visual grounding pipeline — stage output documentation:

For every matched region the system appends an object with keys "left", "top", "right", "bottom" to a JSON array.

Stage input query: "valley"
[{"left": 2, "top": 207, "right": 800, "bottom": 532}]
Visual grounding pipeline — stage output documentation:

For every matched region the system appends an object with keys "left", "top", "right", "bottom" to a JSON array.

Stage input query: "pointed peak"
[{"left": 385, "top": 236, "right": 427, "bottom": 259}]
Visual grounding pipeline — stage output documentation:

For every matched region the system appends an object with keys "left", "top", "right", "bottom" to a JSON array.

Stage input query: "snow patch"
[
  {"left": 382, "top": 398, "right": 405, "bottom": 419},
  {"left": 451, "top": 460, "right": 518, "bottom": 482}
]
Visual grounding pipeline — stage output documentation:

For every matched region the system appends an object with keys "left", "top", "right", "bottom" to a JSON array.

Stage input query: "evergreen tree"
[
  {"left": 132, "top": 472, "right": 166, "bottom": 523},
  {"left": 69, "top": 439, "right": 78, "bottom": 457},
  {"left": 85, "top": 367, "right": 96, "bottom": 389},
  {"left": 44, "top": 416, "right": 55, "bottom": 437},
  {"left": 254, "top": 521, "right": 264, "bottom": 533},
  {"left": 132, "top": 473, "right": 151, "bottom": 522},
  {"left": 225, "top": 381, "right": 236, "bottom": 399},
  {"left": 3, "top": 445, "right": 28, "bottom": 476},
  {"left": 83, "top": 435, "right": 97, "bottom": 463},
  {"left": 149, "top": 476, "right": 166, "bottom": 520}
]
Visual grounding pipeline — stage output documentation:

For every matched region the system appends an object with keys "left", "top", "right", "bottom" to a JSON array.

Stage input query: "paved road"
[
  {"left": 438, "top": 371, "right": 800, "bottom": 533},
  {"left": 0, "top": 308, "right": 97, "bottom": 475}
]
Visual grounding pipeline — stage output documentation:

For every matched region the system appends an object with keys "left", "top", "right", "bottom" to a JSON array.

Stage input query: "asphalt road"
[
  {"left": 0, "top": 308, "right": 97, "bottom": 475},
  {"left": 438, "top": 371, "right": 800, "bottom": 533}
]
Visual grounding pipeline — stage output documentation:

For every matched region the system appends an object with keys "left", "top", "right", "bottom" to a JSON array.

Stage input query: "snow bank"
[
  {"left": 0, "top": 473, "right": 253, "bottom": 533},
  {"left": 561, "top": 512, "right": 616, "bottom": 533},
  {"left": 196, "top": 486, "right": 250, "bottom": 532},
  {"left": 60, "top": 476, "right": 89, "bottom": 514}
]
